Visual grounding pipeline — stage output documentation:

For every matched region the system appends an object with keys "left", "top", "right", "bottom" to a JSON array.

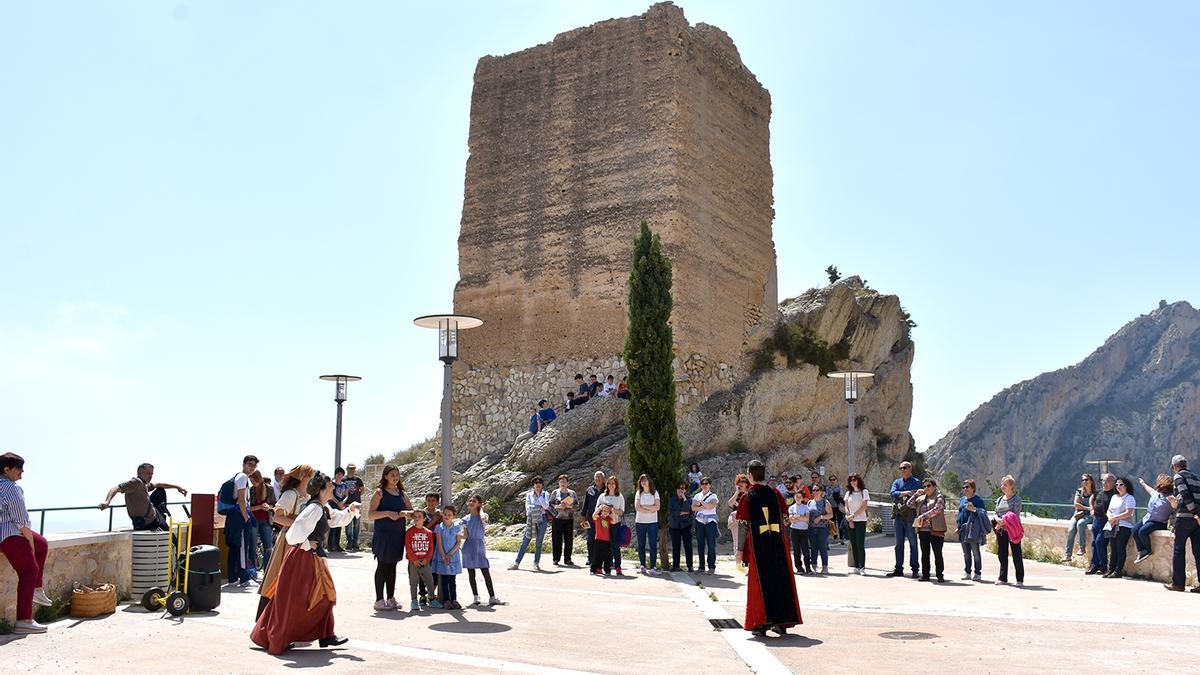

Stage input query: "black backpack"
[{"left": 217, "top": 473, "right": 240, "bottom": 511}]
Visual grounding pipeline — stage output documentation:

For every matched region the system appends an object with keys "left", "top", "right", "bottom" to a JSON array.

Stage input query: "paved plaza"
[{"left": 4, "top": 535, "right": 1196, "bottom": 674}]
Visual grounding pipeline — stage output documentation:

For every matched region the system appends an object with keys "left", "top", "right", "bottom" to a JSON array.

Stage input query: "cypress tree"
[{"left": 624, "top": 221, "right": 683, "bottom": 567}]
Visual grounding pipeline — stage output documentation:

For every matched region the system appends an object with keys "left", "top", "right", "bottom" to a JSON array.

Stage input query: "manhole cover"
[
  {"left": 879, "top": 631, "right": 939, "bottom": 641},
  {"left": 709, "top": 618, "right": 743, "bottom": 630}
]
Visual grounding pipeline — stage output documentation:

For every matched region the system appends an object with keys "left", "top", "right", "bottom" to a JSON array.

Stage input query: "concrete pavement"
[{"left": 2, "top": 534, "right": 1196, "bottom": 673}]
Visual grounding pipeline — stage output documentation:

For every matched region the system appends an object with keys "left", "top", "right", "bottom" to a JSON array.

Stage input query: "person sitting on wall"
[
  {"left": 574, "top": 373, "right": 589, "bottom": 399},
  {"left": 587, "top": 374, "right": 603, "bottom": 398},
  {"left": 528, "top": 406, "right": 543, "bottom": 435},
  {"left": 537, "top": 399, "right": 557, "bottom": 426},
  {"left": 99, "top": 462, "right": 187, "bottom": 531},
  {"left": 602, "top": 374, "right": 617, "bottom": 397},
  {"left": 616, "top": 377, "right": 631, "bottom": 400}
]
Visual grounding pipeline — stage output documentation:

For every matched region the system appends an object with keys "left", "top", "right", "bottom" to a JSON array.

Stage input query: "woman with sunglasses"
[
  {"left": 906, "top": 478, "right": 947, "bottom": 582},
  {"left": 1103, "top": 477, "right": 1137, "bottom": 578},
  {"left": 1063, "top": 474, "right": 1095, "bottom": 563},
  {"left": 727, "top": 474, "right": 751, "bottom": 553},
  {"left": 956, "top": 479, "right": 989, "bottom": 581}
]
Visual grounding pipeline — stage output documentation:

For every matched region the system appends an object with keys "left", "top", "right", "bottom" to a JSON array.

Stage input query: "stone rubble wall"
[
  {"left": 0, "top": 532, "right": 132, "bottom": 623},
  {"left": 452, "top": 353, "right": 739, "bottom": 465}
]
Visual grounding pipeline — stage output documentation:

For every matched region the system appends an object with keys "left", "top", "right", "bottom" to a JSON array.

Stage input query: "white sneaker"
[
  {"left": 1015, "top": 582, "right": 1024, "bottom": 588},
  {"left": 32, "top": 588, "right": 53, "bottom": 607},
  {"left": 472, "top": 595, "right": 481, "bottom": 606},
  {"left": 533, "top": 563, "right": 541, "bottom": 572},
  {"left": 972, "top": 573, "right": 982, "bottom": 582},
  {"left": 488, "top": 596, "right": 506, "bottom": 606},
  {"left": 857, "top": 568, "right": 866, "bottom": 576},
  {"left": 647, "top": 568, "right": 659, "bottom": 576},
  {"left": 373, "top": 600, "right": 390, "bottom": 611},
  {"left": 14, "top": 619, "right": 47, "bottom": 634},
  {"left": 1134, "top": 553, "right": 1151, "bottom": 565}
]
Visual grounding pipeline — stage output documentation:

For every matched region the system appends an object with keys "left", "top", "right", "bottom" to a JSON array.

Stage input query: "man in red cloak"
[{"left": 735, "top": 459, "right": 803, "bottom": 637}]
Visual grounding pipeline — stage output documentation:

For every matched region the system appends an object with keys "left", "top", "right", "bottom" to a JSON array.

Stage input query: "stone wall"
[
  {"left": 0, "top": 532, "right": 132, "bottom": 622},
  {"left": 452, "top": 353, "right": 739, "bottom": 464},
  {"left": 450, "top": 2, "right": 776, "bottom": 466},
  {"left": 1019, "top": 516, "right": 1190, "bottom": 585}
]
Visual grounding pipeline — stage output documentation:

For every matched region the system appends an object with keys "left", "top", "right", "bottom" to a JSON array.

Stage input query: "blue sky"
[{"left": 2, "top": 1, "right": 1197, "bottom": 525}]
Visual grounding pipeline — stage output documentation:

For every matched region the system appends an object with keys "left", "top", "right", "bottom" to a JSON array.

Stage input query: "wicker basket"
[{"left": 70, "top": 583, "right": 117, "bottom": 618}]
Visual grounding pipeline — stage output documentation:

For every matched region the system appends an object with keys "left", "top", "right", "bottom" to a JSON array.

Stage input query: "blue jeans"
[
  {"left": 514, "top": 518, "right": 547, "bottom": 565},
  {"left": 636, "top": 522, "right": 660, "bottom": 569},
  {"left": 961, "top": 541, "right": 982, "bottom": 575},
  {"left": 251, "top": 518, "right": 274, "bottom": 569},
  {"left": 223, "top": 510, "right": 253, "bottom": 583},
  {"left": 345, "top": 509, "right": 361, "bottom": 549},
  {"left": 810, "top": 526, "right": 829, "bottom": 567},
  {"left": 1132, "top": 519, "right": 1167, "bottom": 556},
  {"left": 1064, "top": 515, "right": 1091, "bottom": 556},
  {"left": 1090, "top": 518, "right": 1109, "bottom": 571},
  {"left": 893, "top": 517, "right": 918, "bottom": 572},
  {"left": 695, "top": 520, "right": 718, "bottom": 571}
]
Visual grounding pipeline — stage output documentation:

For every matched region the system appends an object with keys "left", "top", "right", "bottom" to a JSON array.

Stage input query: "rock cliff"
[{"left": 927, "top": 301, "right": 1200, "bottom": 501}]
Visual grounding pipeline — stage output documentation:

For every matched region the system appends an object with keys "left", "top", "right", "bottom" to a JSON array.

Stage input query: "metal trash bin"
[
  {"left": 131, "top": 531, "right": 170, "bottom": 596},
  {"left": 186, "top": 545, "right": 222, "bottom": 611}
]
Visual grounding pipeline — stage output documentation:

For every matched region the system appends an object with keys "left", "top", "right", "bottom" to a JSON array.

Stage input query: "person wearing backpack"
[{"left": 219, "top": 455, "right": 259, "bottom": 585}]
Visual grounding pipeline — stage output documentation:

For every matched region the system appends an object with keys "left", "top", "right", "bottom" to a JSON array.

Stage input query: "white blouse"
[
  {"left": 285, "top": 502, "right": 358, "bottom": 550},
  {"left": 846, "top": 490, "right": 870, "bottom": 522}
]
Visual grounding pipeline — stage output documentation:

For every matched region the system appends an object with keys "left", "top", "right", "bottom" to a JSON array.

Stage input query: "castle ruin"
[{"left": 451, "top": 3, "right": 777, "bottom": 465}]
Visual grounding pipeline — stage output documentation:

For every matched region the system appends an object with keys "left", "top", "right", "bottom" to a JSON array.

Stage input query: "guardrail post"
[
  {"left": 109, "top": 508, "right": 114, "bottom": 532},
  {"left": 39, "top": 510, "right": 45, "bottom": 534}
]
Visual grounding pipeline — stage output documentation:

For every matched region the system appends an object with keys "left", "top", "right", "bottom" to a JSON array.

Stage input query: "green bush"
[
  {"left": 388, "top": 436, "right": 436, "bottom": 466},
  {"left": 758, "top": 324, "right": 851, "bottom": 375}
]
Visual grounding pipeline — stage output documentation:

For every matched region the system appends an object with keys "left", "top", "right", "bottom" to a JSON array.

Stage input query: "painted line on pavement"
[
  {"left": 188, "top": 614, "right": 601, "bottom": 674},
  {"left": 671, "top": 571, "right": 791, "bottom": 675},
  {"left": 727, "top": 601, "right": 1200, "bottom": 628}
]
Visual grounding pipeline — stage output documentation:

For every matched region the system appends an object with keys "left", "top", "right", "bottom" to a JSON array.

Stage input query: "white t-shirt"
[
  {"left": 846, "top": 489, "right": 870, "bottom": 522},
  {"left": 694, "top": 490, "right": 719, "bottom": 523},
  {"left": 634, "top": 490, "right": 660, "bottom": 524},
  {"left": 595, "top": 493, "right": 625, "bottom": 518},
  {"left": 1107, "top": 493, "right": 1137, "bottom": 529},
  {"left": 234, "top": 472, "right": 250, "bottom": 509},
  {"left": 788, "top": 502, "right": 810, "bottom": 530}
]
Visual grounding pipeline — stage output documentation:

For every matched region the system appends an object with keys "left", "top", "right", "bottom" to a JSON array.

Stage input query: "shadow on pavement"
[
  {"left": 273, "top": 647, "right": 366, "bottom": 669},
  {"left": 428, "top": 621, "right": 511, "bottom": 634},
  {"left": 755, "top": 633, "right": 823, "bottom": 648}
]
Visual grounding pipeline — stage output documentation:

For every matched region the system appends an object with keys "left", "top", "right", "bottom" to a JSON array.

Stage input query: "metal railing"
[
  {"left": 1021, "top": 501, "right": 1147, "bottom": 522},
  {"left": 31, "top": 501, "right": 191, "bottom": 535}
]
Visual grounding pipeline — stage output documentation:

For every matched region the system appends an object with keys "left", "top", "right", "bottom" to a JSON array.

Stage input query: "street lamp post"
[
  {"left": 826, "top": 370, "right": 874, "bottom": 476},
  {"left": 414, "top": 314, "right": 484, "bottom": 506},
  {"left": 319, "top": 374, "right": 361, "bottom": 471}
]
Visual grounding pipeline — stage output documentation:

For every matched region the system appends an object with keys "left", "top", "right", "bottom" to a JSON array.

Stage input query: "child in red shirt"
[
  {"left": 406, "top": 510, "right": 436, "bottom": 611},
  {"left": 591, "top": 504, "right": 615, "bottom": 576}
]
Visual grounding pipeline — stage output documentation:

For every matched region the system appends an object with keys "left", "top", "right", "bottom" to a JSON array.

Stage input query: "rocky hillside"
[
  {"left": 376, "top": 276, "right": 915, "bottom": 522},
  {"left": 927, "top": 301, "right": 1200, "bottom": 502}
]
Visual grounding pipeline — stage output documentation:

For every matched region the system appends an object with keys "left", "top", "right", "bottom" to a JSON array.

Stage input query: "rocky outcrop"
[
  {"left": 927, "top": 301, "right": 1200, "bottom": 502},
  {"left": 680, "top": 276, "right": 914, "bottom": 491},
  {"left": 449, "top": 1, "right": 777, "bottom": 465},
  {"left": 511, "top": 396, "right": 629, "bottom": 472}
]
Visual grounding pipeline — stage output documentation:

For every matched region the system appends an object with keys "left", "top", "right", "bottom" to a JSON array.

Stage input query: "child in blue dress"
[
  {"left": 432, "top": 505, "right": 465, "bottom": 610},
  {"left": 461, "top": 494, "right": 505, "bottom": 606}
]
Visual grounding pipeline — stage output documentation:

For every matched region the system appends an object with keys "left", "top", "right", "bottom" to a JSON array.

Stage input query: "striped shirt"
[
  {"left": 1174, "top": 468, "right": 1200, "bottom": 517},
  {"left": 0, "top": 478, "right": 31, "bottom": 542}
]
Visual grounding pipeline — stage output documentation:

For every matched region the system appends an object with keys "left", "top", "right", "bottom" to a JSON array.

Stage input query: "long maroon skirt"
[{"left": 251, "top": 547, "right": 335, "bottom": 654}]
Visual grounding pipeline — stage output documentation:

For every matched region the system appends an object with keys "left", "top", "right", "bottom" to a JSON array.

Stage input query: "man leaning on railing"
[{"left": 98, "top": 462, "right": 187, "bottom": 531}]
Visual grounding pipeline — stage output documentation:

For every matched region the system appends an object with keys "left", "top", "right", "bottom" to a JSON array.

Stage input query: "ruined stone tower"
[{"left": 451, "top": 2, "right": 777, "bottom": 464}]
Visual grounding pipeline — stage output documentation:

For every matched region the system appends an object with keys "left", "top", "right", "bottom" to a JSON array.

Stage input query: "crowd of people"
[
  {"left": 526, "top": 372, "right": 630, "bottom": 435},
  {"left": 2, "top": 449, "right": 1198, "bottom": 641}
]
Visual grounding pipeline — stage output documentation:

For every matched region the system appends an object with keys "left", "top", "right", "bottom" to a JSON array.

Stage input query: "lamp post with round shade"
[
  {"left": 319, "top": 374, "right": 361, "bottom": 471},
  {"left": 826, "top": 370, "right": 874, "bottom": 476},
  {"left": 413, "top": 314, "right": 483, "bottom": 506}
]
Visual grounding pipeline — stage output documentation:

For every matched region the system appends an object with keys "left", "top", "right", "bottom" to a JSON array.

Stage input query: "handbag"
[{"left": 613, "top": 522, "right": 632, "bottom": 548}]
